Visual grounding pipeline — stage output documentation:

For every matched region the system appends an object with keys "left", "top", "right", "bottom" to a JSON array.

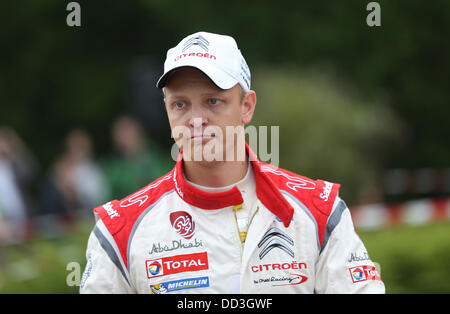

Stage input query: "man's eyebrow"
[
  {"left": 164, "top": 92, "right": 187, "bottom": 100},
  {"left": 200, "top": 90, "right": 226, "bottom": 97},
  {"left": 165, "top": 89, "right": 226, "bottom": 99}
]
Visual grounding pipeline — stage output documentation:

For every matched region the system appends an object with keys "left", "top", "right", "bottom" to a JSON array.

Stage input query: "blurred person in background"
[
  {"left": 100, "top": 115, "right": 170, "bottom": 200},
  {"left": 0, "top": 127, "right": 38, "bottom": 244},
  {"left": 39, "top": 129, "right": 109, "bottom": 222}
]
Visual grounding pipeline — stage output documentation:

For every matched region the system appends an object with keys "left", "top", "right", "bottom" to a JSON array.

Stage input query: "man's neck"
[{"left": 183, "top": 159, "right": 249, "bottom": 188}]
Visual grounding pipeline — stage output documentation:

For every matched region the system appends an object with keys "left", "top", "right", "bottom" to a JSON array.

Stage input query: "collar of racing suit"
[{"left": 172, "top": 142, "right": 294, "bottom": 228}]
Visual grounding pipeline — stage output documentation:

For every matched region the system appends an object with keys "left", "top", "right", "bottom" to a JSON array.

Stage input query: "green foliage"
[
  {"left": 251, "top": 66, "right": 401, "bottom": 205},
  {"left": 0, "top": 221, "right": 92, "bottom": 294}
]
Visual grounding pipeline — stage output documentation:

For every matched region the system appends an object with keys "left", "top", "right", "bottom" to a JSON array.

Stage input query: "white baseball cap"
[{"left": 156, "top": 31, "right": 251, "bottom": 92}]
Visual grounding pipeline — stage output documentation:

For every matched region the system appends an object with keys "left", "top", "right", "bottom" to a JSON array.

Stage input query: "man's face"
[{"left": 163, "top": 67, "right": 256, "bottom": 162}]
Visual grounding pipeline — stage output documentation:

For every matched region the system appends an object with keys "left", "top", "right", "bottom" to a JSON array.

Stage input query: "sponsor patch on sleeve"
[{"left": 349, "top": 265, "right": 381, "bottom": 283}]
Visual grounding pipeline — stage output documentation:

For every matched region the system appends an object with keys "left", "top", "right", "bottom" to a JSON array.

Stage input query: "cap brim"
[{"left": 156, "top": 64, "right": 238, "bottom": 90}]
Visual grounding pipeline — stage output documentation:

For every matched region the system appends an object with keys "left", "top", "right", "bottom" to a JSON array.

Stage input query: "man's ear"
[
  {"left": 162, "top": 88, "right": 167, "bottom": 108},
  {"left": 241, "top": 90, "right": 257, "bottom": 125}
]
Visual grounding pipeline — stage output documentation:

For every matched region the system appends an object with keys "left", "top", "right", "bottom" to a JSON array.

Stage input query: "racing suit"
[{"left": 80, "top": 144, "right": 385, "bottom": 294}]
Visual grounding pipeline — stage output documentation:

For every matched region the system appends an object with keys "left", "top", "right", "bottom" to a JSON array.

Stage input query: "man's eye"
[
  {"left": 208, "top": 98, "right": 220, "bottom": 105},
  {"left": 175, "top": 102, "right": 186, "bottom": 109}
]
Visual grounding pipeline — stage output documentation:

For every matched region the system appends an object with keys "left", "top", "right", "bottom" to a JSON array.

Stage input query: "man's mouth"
[
  {"left": 190, "top": 133, "right": 215, "bottom": 141},
  {"left": 190, "top": 135, "right": 214, "bottom": 144}
]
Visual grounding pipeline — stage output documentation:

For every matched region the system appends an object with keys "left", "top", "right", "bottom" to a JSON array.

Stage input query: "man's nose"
[{"left": 188, "top": 113, "right": 208, "bottom": 129}]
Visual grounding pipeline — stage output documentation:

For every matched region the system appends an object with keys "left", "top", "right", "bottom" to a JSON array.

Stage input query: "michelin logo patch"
[{"left": 150, "top": 276, "right": 210, "bottom": 294}]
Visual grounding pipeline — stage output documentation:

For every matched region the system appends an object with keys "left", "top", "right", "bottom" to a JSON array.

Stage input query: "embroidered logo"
[
  {"left": 103, "top": 201, "right": 120, "bottom": 219},
  {"left": 258, "top": 227, "right": 294, "bottom": 259},
  {"left": 145, "top": 252, "right": 208, "bottom": 279},
  {"left": 182, "top": 34, "right": 209, "bottom": 52},
  {"left": 170, "top": 211, "right": 196, "bottom": 239},
  {"left": 320, "top": 181, "right": 333, "bottom": 202}
]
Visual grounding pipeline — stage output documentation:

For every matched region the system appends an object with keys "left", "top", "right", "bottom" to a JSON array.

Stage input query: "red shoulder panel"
[
  {"left": 93, "top": 171, "right": 174, "bottom": 268},
  {"left": 261, "top": 164, "right": 340, "bottom": 247},
  {"left": 312, "top": 179, "right": 340, "bottom": 216},
  {"left": 311, "top": 179, "right": 341, "bottom": 247},
  {"left": 93, "top": 200, "right": 126, "bottom": 235}
]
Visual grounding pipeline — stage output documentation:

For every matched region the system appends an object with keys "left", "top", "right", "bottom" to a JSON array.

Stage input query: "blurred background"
[{"left": 0, "top": 0, "right": 449, "bottom": 293}]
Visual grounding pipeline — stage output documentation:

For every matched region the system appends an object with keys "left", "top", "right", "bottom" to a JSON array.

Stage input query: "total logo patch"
[
  {"left": 146, "top": 252, "right": 208, "bottom": 279},
  {"left": 349, "top": 265, "right": 381, "bottom": 283}
]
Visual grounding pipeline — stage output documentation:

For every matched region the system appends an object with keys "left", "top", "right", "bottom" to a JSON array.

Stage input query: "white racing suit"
[{"left": 80, "top": 145, "right": 385, "bottom": 294}]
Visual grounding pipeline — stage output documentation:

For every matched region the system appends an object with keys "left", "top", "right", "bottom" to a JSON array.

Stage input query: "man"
[{"left": 80, "top": 31, "right": 385, "bottom": 293}]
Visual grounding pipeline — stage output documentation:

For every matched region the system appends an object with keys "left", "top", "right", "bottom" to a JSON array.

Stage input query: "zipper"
[
  {"left": 232, "top": 200, "right": 260, "bottom": 248},
  {"left": 231, "top": 201, "right": 260, "bottom": 294},
  {"left": 232, "top": 204, "right": 245, "bottom": 256}
]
